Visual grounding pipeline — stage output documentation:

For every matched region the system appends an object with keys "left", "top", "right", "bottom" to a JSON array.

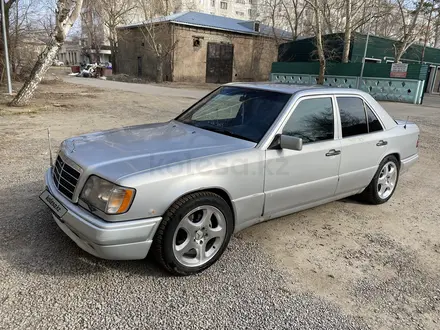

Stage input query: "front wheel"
[
  {"left": 359, "top": 155, "right": 400, "bottom": 204},
  {"left": 152, "top": 192, "right": 234, "bottom": 276}
]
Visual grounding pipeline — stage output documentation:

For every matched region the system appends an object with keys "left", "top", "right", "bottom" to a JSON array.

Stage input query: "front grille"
[{"left": 52, "top": 155, "right": 81, "bottom": 200}]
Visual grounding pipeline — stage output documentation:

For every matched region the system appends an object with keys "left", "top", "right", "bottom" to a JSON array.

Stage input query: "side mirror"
[{"left": 279, "top": 134, "right": 303, "bottom": 151}]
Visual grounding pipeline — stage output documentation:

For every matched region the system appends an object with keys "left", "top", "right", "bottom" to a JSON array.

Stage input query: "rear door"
[{"left": 335, "top": 96, "right": 389, "bottom": 195}]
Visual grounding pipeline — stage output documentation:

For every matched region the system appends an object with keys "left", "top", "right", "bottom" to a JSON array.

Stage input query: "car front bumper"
[{"left": 43, "top": 168, "right": 162, "bottom": 260}]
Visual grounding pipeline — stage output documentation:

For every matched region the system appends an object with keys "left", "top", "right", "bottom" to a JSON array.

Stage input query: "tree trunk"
[
  {"left": 9, "top": 0, "right": 83, "bottom": 106},
  {"left": 110, "top": 40, "right": 117, "bottom": 74},
  {"left": 316, "top": 34, "right": 326, "bottom": 84},
  {"left": 313, "top": 2, "right": 325, "bottom": 85},
  {"left": 394, "top": 43, "right": 406, "bottom": 63},
  {"left": 342, "top": 0, "right": 352, "bottom": 63},
  {"left": 156, "top": 57, "right": 163, "bottom": 83},
  {"left": 9, "top": 39, "right": 62, "bottom": 106}
]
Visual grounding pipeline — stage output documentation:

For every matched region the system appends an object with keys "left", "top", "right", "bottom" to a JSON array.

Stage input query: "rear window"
[
  {"left": 337, "top": 97, "right": 368, "bottom": 137},
  {"left": 366, "top": 105, "right": 383, "bottom": 132}
]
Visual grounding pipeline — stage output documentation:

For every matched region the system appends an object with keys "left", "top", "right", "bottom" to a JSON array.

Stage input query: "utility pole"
[
  {"left": 1, "top": 0, "right": 12, "bottom": 95},
  {"left": 358, "top": 27, "right": 370, "bottom": 89}
]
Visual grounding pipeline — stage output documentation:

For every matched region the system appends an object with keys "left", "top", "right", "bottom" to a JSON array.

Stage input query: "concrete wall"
[
  {"left": 172, "top": 25, "right": 279, "bottom": 83},
  {"left": 271, "top": 73, "right": 425, "bottom": 104},
  {"left": 117, "top": 24, "right": 173, "bottom": 81}
]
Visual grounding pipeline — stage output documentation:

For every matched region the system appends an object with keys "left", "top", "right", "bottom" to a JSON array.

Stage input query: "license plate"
[{"left": 39, "top": 190, "right": 67, "bottom": 218}]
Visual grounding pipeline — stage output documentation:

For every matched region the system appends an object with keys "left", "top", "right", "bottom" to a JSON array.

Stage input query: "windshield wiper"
[{"left": 199, "top": 125, "right": 256, "bottom": 143}]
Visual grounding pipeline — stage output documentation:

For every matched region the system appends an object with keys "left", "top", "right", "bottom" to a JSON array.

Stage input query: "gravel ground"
[{"left": 0, "top": 80, "right": 439, "bottom": 329}]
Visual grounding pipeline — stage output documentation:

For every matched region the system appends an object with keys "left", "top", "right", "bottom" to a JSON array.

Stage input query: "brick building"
[{"left": 116, "top": 12, "right": 291, "bottom": 83}]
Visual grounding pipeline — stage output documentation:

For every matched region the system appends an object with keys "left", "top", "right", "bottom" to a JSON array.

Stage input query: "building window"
[
  {"left": 220, "top": 1, "right": 227, "bottom": 9},
  {"left": 248, "top": 8, "right": 252, "bottom": 16},
  {"left": 236, "top": 0, "right": 245, "bottom": 3},
  {"left": 211, "top": 0, "right": 215, "bottom": 6},
  {"left": 193, "top": 37, "right": 202, "bottom": 47},
  {"left": 236, "top": 11, "right": 244, "bottom": 16},
  {"left": 249, "top": 0, "right": 253, "bottom": 3}
]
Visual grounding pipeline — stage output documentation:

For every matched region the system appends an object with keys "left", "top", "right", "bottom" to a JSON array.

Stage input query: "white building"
[
  {"left": 184, "top": 0, "right": 258, "bottom": 20},
  {"left": 57, "top": 39, "right": 82, "bottom": 65}
]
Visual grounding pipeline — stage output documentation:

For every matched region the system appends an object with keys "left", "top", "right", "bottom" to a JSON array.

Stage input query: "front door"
[
  {"left": 335, "top": 96, "right": 389, "bottom": 195},
  {"left": 264, "top": 96, "right": 341, "bottom": 216},
  {"left": 206, "top": 42, "right": 234, "bottom": 83}
]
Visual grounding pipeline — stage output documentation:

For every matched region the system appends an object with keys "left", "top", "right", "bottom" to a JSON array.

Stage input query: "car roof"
[
  {"left": 225, "top": 82, "right": 398, "bottom": 131},
  {"left": 225, "top": 82, "right": 362, "bottom": 96}
]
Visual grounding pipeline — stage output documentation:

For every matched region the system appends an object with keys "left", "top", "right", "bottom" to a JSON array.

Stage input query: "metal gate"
[{"left": 206, "top": 43, "right": 234, "bottom": 83}]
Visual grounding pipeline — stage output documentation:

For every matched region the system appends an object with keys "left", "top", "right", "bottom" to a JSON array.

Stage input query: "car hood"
[{"left": 60, "top": 120, "right": 256, "bottom": 182}]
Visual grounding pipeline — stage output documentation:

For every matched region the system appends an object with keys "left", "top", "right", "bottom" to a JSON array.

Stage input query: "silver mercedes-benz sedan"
[{"left": 40, "top": 83, "right": 419, "bottom": 275}]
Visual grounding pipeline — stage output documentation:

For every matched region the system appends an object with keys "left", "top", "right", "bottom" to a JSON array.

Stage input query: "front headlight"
[{"left": 80, "top": 176, "right": 135, "bottom": 215}]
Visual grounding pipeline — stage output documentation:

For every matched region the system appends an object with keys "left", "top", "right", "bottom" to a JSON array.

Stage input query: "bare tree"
[
  {"left": 8, "top": 0, "right": 38, "bottom": 75},
  {"left": 340, "top": 0, "right": 396, "bottom": 62},
  {"left": 9, "top": 0, "right": 83, "bottom": 106},
  {"left": 434, "top": 12, "right": 440, "bottom": 47},
  {"left": 99, "top": 0, "right": 136, "bottom": 71},
  {"left": 342, "top": 0, "right": 352, "bottom": 63},
  {"left": 304, "top": 0, "right": 326, "bottom": 84},
  {"left": 83, "top": 0, "right": 136, "bottom": 72},
  {"left": 81, "top": 0, "right": 105, "bottom": 63},
  {"left": 135, "top": 0, "right": 179, "bottom": 83},
  {"left": 320, "top": 0, "right": 345, "bottom": 34},
  {"left": 282, "top": 0, "right": 306, "bottom": 41},
  {"left": 264, "top": 0, "right": 282, "bottom": 45},
  {"left": 420, "top": 0, "right": 440, "bottom": 61},
  {"left": 393, "top": 0, "right": 426, "bottom": 62}
]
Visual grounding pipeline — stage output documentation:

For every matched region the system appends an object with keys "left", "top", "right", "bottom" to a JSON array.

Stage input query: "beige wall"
[
  {"left": 117, "top": 23, "right": 280, "bottom": 82},
  {"left": 172, "top": 25, "right": 279, "bottom": 83},
  {"left": 117, "top": 24, "right": 172, "bottom": 80}
]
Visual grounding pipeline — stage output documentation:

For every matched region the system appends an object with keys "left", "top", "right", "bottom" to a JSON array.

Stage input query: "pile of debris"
[{"left": 69, "top": 62, "right": 112, "bottom": 78}]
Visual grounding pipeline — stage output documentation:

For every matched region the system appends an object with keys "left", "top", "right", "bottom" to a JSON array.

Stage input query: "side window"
[
  {"left": 282, "top": 97, "right": 334, "bottom": 144},
  {"left": 365, "top": 104, "right": 383, "bottom": 132},
  {"left": 337, "top": 97, "right": 368, "bottom": 137}
]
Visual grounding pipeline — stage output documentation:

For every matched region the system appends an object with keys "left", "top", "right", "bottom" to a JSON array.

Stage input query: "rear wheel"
[
  {"left": 359, "top": 155, "right": 399, "bottom": 204},
  {"left": 152, "top": 192, "right": 233, "bottom": 276}
]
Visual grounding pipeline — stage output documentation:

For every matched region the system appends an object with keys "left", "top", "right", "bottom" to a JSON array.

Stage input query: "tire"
[
  {"left": 152, "top": 191, "right": 234, "bottom": 276},
  {"left": 359, "top": 155, "right": 400, "bottom": 205}
]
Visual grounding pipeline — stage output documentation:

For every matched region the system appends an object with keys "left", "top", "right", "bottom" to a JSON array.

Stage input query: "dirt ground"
[{"left": 1, "top": 80, "right": 439, "bottom": 329}]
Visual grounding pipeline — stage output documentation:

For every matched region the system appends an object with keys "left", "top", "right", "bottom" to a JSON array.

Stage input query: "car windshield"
[{"left": 175, "top": 86, "right": 292, "bottom": 143}]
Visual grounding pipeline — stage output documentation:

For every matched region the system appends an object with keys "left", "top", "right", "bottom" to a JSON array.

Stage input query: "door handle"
[
  {"left": 376, "top": 140, "right": 388, "bottom": 146},
  {"left": 325, "top": 149, "right": 341, "bottom": 156}
]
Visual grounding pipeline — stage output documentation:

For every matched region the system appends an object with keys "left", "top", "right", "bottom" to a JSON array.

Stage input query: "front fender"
[{"left": 120, "top": 149, "right": 266, "bottom": 229}]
